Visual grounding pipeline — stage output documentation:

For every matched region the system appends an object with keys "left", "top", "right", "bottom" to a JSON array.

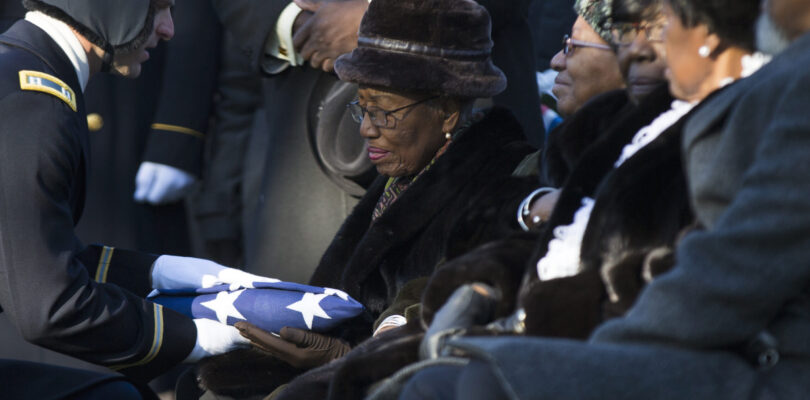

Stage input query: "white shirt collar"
[{"left": 24, "top": 11, "right": 90, "bottom": 92}]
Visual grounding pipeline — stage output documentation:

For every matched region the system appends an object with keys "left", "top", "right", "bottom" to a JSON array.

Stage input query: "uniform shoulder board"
[{"left": 18, "top": 70, "right": 77, "bottom": 112}]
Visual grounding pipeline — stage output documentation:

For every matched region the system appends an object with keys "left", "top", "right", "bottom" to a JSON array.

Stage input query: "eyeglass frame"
[
  {"left": 562, "top": 34, "right": 613, "bottom": 55},
  {"left": 609, "top": 21, "right": 666, "bottom": 46},
  {"left": 347, "top": 95, "right": 440, "bottom": 129}
]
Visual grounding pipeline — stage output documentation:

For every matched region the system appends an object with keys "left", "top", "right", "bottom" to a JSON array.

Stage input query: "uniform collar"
[{"left": 24, "top": 11, "right": 89, "bottom": 92}]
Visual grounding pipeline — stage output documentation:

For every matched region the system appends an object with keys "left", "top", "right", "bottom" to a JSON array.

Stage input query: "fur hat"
[
  {"left": 575, "top": 0, "right": 614, "bottom": 43},
  {"left": 23, "top": 0, "right": 154, "bottom": 54},
  {"left": 334, "top": 0, "right": 506, "bottom": 99}
]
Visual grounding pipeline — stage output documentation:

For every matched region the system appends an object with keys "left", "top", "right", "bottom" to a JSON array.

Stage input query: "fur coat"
[{"left": 196, "top": 107, "right": 533, "bottom": 397}]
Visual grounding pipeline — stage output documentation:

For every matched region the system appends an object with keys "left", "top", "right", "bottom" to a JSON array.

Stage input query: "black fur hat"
[
  {"left": 334, "top": 0, "right": 506, "bottom": 98},
  {"left": 23, "top": 0, "right": 155, "bottom": 54}
]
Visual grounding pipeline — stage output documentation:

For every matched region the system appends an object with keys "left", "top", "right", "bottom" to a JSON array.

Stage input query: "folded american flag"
[{"left": 150, "top": 281, "right": 364, "bottom": 334}]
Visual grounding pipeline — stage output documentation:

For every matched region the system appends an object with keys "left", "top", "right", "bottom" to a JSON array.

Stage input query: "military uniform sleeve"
[
  {"left": 141, "top": 0, "right": 222, "bottom": 176},
  {"left": 0, "top": 91, "right": 196, "bottom": 383},
  {"left": 75, "top": 245, "right": 158, "bottom": 298}
]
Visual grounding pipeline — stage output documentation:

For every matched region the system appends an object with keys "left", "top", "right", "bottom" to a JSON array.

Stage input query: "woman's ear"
[
  {"left": 441, "top": 99, "right": 461, "bottom": 133},
  {"left": 703, "top": 31, "right": 723, "bottom": 57}
]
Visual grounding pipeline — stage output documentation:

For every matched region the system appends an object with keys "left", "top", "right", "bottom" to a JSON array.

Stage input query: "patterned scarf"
[{"left": 371, "top": 140, "right": 450, "bottom": 222}]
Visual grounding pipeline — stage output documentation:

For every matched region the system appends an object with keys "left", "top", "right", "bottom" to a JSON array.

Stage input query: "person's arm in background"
[
  {"left": 135, "top": 0, "right": 222, "bottom": 205},
  {"left": 210, "top": 0, "right": 302, "bottom": 74}
]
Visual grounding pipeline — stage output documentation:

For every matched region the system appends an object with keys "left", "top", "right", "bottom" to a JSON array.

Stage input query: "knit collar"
[{"left": 25, "top": 11, "right": 90, "bottom": 92}]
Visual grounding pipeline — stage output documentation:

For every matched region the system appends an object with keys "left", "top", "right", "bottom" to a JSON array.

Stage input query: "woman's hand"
[
  {"left": 527, "top": 189, "right": 561, "bottom": 228},
  {"left": 234, "top": 322, "right": 350, "bottom": 369}
]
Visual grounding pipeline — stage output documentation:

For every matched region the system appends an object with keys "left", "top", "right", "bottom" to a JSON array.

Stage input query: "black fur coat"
[
  {"left": 517, "top": 85, "right": 692, "bottom": 338},
  {"left": 196, "top": 107, "right": 533, "bottom": 397}
]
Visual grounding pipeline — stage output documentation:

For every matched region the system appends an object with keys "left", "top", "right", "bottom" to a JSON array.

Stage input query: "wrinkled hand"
[
  {"left": 133, "top": 161, "right": 196, "bottom": 205},
  {"left": 235, "top": 322, "right": 350, "bottom": 369},
  {"left": 292, "top": 0, "right": 368, "bottom": 72},
  {"left": 151, "top": 255, "right": 279, "bottom": 291},
  {"left": 184, "top": 318, "right": 250, "bottom": 363}
]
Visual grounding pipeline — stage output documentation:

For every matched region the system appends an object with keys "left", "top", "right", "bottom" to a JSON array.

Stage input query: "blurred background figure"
[{"left": 78, "top": 0, "right": 221, "bottom": 260}]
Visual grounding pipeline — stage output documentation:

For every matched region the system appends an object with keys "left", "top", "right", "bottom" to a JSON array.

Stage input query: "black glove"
[{"left": 234, "top": 322, "right": 350, "bottom": 369}]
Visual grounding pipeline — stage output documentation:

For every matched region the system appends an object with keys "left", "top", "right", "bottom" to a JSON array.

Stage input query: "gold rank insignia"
[
  {"left": 87, "top": 113, "right": 104, "bottom": 132},
  {"left": 19, "top": 70, "right": 77, "bottom": 112}
]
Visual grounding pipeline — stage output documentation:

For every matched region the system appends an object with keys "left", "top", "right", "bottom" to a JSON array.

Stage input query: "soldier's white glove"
[
  {"left": 151, "top": 255, "right": 279, "bottom": 291},
  {"left": 183, "top": 318, "right": 250, "bottom": 362},
  {"left": 134, "top": 161, "right": 196, "bottom": 205}
]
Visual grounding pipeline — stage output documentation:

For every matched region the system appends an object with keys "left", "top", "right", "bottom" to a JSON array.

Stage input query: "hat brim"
[{"left": 334, "top": 47, "right": 507, "bottom": 99}]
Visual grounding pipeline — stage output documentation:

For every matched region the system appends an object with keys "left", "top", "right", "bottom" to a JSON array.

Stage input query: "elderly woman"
[
  {"left": 393, "top": 0, "right": 766, "bottom": 397},
  {"left": 193, "top": 0, "right": 532, "bottom": 396}
]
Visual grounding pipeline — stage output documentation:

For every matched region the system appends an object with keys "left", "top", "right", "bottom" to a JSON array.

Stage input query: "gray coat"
[{"left": 445, "top": 32, "right": 810, "bottom": 399}]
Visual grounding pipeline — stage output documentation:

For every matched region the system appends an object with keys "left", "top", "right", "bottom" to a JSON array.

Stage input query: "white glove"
[
  {"left": 133, "top": 161, "right": 196, "bottom": 205},
  {"left": 183, "top": 318, "right": 250, "bottom": 363},
  {"left": 151, "top": 255, "right": 280, "bottom": 291}
]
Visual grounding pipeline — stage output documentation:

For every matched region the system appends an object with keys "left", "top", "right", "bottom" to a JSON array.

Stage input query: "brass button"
[{"left": 87, "top": 113, "right": 104, "bottom": 132}]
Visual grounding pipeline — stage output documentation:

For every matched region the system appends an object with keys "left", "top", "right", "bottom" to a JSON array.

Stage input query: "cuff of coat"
[
  {"left": 111, "top": 303, "right": 197, "bottom": 382},
  {"left": 143, "top": 123, "right": 205, "bottom": 176},
  {"left": 78, "top": 245, "right": 160, "bottom": 298}
]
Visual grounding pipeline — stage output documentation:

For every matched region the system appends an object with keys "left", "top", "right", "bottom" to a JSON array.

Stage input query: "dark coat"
[
  {"left": 0, "top": 21, "right": 195, "bottom": 383},
  {"left": 518, "top": 85, "right": 688, "bottom": 338}
]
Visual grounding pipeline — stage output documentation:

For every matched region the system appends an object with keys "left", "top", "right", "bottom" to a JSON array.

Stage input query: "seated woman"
[
  {"left": 396, "top": 0, "right": 765, "bottom": 397},
  {"left": 193, "top": 0, "right": 533, "bottom": 396}
]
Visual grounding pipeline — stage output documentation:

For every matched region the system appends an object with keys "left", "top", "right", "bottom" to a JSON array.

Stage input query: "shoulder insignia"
[{"left": 18, "top": 70, "right": 77, "bottom": 112}]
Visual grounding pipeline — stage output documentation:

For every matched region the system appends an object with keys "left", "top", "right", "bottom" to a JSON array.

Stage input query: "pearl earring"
[
  {"left": 445, "top": 132, "right": 452, "bottom": 140},
  {"left": 698, "top": 45, "right": 710, "bottom": 58}
]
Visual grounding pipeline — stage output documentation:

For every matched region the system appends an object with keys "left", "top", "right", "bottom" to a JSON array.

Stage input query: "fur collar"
[{"left": 541, "top": 89, "right": 631, "bottom": 187}]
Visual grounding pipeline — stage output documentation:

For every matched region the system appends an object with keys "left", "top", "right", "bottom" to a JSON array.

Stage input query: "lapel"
[
  {"left": 336, "top": 108, "right": 526, "bottom": 294},
  {"left": 681, "top": 80, "right": 750, "bottom": 154},
  {"left": 1, "top": 21, "right": 89, "bottom": 221}
]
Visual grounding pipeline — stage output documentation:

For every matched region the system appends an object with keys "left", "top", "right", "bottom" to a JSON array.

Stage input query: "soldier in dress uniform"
[{"left": 0, "top": 0, "right": 266, "bottom": 397}]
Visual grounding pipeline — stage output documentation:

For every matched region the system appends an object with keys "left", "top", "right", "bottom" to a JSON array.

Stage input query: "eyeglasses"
[
  {"left": 562, "top": 34, "right": 613, "bottom": 55},
  {"left": 347, "top": 95, "right": 439, "bottom": 129},
  {"left": 610, "top": 22, "right": 665, "bottom": 46}
]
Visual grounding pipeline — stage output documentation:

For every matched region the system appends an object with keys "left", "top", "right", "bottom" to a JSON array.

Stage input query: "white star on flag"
[
  {"left": 324, "top": 288, "right": 350, "bottom": 301},
  {"left": 287, "top": 293, "right": 332, "bottom": 329},
  {"left": 200, "top": 290, "right": 247, "bottom": 324}
]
